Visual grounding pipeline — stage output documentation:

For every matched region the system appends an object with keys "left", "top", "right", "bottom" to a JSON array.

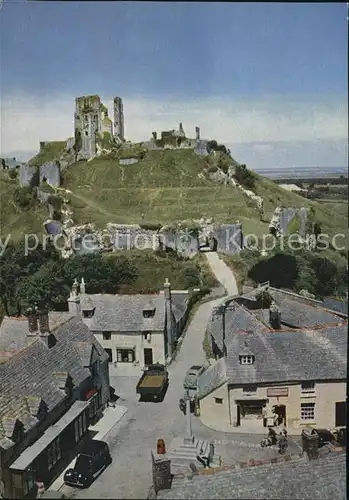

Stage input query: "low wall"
[
  {"left": 107, "top": 224, "right": 160, "bottom": 251},
  {"left": 119, "top": 158, "right": 139, "bottom": 165}
]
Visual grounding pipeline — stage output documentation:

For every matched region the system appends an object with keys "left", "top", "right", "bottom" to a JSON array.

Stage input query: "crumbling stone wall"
[
  {"left": 107, "top": 224, "right": 160, "bottom": 251},
  {"left": 119, "top": 158, "right": 139, "bottom": 165},
  {"left": 159, "top": 229, "right": 199, "bottom": 258},
  {"left": 19, "top": 164, "right": 36, "bottom": 187},
  {"left": 270, "top": 207, "right": 309, "bottom": 237},
  {"left": 40, "top": 161, "right": 60, "bottom": 187},
  {"left": 212, "top": 223, "right": 243, "bottom": 254}
]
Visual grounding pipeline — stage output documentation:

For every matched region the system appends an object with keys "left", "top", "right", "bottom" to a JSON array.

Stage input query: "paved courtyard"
[{"left": 60, "top": 256, "right": 302, "bottom": 499}]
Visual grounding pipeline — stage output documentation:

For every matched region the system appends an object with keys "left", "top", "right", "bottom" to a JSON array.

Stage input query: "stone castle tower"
[
  {"left": 113, "top": 97, "right": 125, "bottom": 141},
  {"left": 74, "top": 95, "right": 114, "bottom": 160}
]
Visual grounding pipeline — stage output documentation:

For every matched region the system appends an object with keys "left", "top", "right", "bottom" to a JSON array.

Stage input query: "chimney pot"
[
  {"left": 26, "top": 307, "right": 38, "bottom": 334},
  {"left": 37, "top": 308, "right": 50, "bottom": 334}
]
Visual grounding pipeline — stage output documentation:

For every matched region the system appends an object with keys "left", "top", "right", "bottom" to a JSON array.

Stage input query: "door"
[
  {"left": 144, "top": 348, "right": 153, "bottom": 366},
  {"left": 236, "top": 404, "right": 241, "bottom": 426},
  {"left": 335, "top": 402, "right": 346, "bottom": 427}
]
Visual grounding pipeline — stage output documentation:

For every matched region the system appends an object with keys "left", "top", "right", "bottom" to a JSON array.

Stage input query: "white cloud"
[{"left": 1, "top": 93, "right": 347, "bottom": 165}]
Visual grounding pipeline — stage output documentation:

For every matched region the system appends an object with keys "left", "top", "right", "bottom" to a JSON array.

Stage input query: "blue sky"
[{"left": 1, "top": 1, "right": 347, "bottom": 169}]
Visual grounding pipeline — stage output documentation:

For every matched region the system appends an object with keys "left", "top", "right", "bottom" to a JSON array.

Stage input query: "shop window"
[{"left": 117, "top": 348, "right": 135, "bottom": 363}]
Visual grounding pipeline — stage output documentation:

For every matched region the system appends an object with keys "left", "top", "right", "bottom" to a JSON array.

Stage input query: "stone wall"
[
  {"left": 107, "top": 224, "right": 160, "bottom": 251},
  {"left": 159, "top": 229, "right": 200, "bottom": 259},
  {"left": 270, "top": 207, "right": 309, "bottom": 237},
  {"left": 19, "top": 164, "right": 36, "bottom": 187},
  {"left": 212, "top": 223, "right": 243, "bottom": 254},
  {"left": 40, "top": 161, "right": 60, "bottom": 187},
  {"left": 119, "top": 158, "right": 139, "bottom": 166}
]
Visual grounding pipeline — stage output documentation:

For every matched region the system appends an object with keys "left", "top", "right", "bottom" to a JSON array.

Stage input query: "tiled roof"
[
  {"left": 225, "top": 324, "right": 347, "bottom": 385},
  {"left": 322, "top": 297, "right": 348, "bottom": 315},
  {"left": 0, "top": 314, "right": 108, "bottom": 442},
  {"left": 80, "top": 292, "right": 189, "bottom": 333},
  {"left": 158, "top": 452, "right": 346, "bottom": 499},
  {"left": 81, "top": 294, "right": 166, "bottom": 332}
]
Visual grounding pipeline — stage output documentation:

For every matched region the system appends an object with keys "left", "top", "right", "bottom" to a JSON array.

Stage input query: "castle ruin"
[
  {"left": 113, "top": 96, "right": 125, "bottom": 141},
  {"left": 74, "top": 95, "right": 124, "bottom": 160}
]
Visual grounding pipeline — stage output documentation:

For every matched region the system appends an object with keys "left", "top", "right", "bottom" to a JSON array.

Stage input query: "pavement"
[
  {"left": 56, "top": 254, "right": 303, "bottom": 499},
  {"left": 50, "top": 405, "right": 128, "bottom": 492}
]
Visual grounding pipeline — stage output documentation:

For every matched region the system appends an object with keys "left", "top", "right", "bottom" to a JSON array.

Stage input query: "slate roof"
[
  {"left": 197, "top": 358, "right": 227, "bottom": 399},
  {"left": 157, "top": 452, "right": 346, "bottom": 499},
  {"left": 225, "top": 324, "right": 347, "bottom": 385},
  {"left": 322, "top": 297, "right": 348, "bottom": 315},
  {"left": 80, "top": 292, "right": 189, "bottom": 333},
  {"left": 0, "top": 313, "right": 108, "bottom": 442}
]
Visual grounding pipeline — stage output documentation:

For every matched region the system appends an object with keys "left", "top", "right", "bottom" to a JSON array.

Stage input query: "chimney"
[
  {"left": 163, "top": 278, "right": 171, "bottom": 301},
  {"left": 26, "top": 307, "right": 38, "bottom": 335},
  {"left": 269, "top": 301, "right": 281, "bottom": 329},
  {"left": 80, "top": 277, "right": 86, "bottom": 295},
  {"left": 152, "top": 131, "right": 157, "bottom": 141},
  {"left": 71, "top": 278, "right": 79, "bottom": 297},
  {"left": 37, "top": 307, "right": 50, "bottom": 334},
  {"left": 195, "top": 126, "right": 200, "bottom": 140},
  {"left": 179, "top": 123, "right": 184, "bottom": 135}
]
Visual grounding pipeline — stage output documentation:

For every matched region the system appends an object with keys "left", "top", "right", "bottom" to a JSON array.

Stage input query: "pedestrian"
[
  {"left": 278, "top": 432, "right": 287, "bottom": 454},
  {"left": 36, "top": 479, "right": 45, "bottom": 499}
]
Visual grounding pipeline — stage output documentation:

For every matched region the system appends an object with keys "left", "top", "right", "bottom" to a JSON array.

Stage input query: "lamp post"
[{"left": 184, "top": 390, "right": 194, "bottom": 444}]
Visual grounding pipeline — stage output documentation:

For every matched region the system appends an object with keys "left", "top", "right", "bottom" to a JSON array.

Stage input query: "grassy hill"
[
  {"left": 62, "top": 149, "right": 347, "bottom": 239},
  {"left": 0, "top": 146, "right": 347, "bottom": 244}
]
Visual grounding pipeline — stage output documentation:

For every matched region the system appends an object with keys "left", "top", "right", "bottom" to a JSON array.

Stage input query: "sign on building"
[{"left": 267, "top": 387, "right": 289, "bottom": 397}]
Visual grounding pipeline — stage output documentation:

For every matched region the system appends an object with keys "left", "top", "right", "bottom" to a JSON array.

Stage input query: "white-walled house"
[
  {"left": 68, "top": 278, "right": 190, "bottom": 375},
  {"left": 198, "top": 287, "right": 347, "bottom": 434}
]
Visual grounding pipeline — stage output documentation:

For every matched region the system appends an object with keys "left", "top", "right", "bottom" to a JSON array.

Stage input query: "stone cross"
[{"left": 184, "top": 391, "right": 194, "bottom": 444}]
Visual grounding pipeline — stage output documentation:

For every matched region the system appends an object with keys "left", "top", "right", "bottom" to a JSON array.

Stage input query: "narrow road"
[
  {"left": 61, "top": 253, "right": 288, "bottom": 499},
  {"left": 205, "top": 252, "right": 238, "bottom": 296}
]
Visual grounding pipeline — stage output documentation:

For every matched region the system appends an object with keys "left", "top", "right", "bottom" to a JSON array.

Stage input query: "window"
[
  {"left": 103, "top": 331, "right": 111, "bottom": 340},
  {"left": 301, "top": 381, "right": 315, "bottom": 393},
  {"left": 301, "top": 402, "right": 315, "bottom": 420},
  {"left": 143, "top": 308, "right": 155, "bottom": 318},
  {"left": 47, "top": 437, "right": 61, "bottom": 471},
  {"left": 117, "top": 348, "right": 135, "bottom": 363},
  {"left": 243, "top": 385, "right": 257, "bottom": 394},
  {"left": 239, "top": 355, "right": 255, "bottom": 365},
  {"left": 104, "top": 348, "right": 113, "bottom": 362},
  {"left": 74, "top": 413, "right": 87, "bottom": 442},
  {"left": 83, "top": 309, "right": 95, "bottom": 318},
  {"left": 143, "top": 331, "right": 151, "bottom": 341},
  {"left": 88, "top": 392, "right": 101, "bottom": 419},
  {"left": 215, "top": 398, "right": 223, "bottom": 404}
]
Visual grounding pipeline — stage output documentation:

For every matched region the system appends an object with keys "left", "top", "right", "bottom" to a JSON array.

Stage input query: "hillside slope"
[
  {"left": 61, "top": 149, "right": 347, "bottom": 238},
  {"left": 1, "top": 148, "right": 347, "bottom": 242}
]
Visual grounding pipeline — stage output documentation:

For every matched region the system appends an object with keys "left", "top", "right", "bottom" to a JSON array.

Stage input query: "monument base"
[{"left": 167, "top": 436, "right": 221, "bottom": 475}]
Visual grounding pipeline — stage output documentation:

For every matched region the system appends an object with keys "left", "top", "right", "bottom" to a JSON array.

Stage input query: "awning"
[{"left": 10, "top": 400, "right": 89, "bottom": 472}]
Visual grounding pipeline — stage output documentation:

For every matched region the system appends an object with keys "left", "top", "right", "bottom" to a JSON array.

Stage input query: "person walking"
[
  {"left": 36, "top": 479, "right": 45, "bottom": 499},
  {"left": 278, "top": 432, "right": 288, "bottom": 454}
]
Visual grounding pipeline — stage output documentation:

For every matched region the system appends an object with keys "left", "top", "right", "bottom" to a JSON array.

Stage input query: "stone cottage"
[{"left": 67, "top": 278, "right": 191, "bottom": 375}]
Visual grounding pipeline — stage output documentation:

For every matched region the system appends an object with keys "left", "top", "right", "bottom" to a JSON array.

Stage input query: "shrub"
[
  {"left": 139, "top": 222, "right": 162, "bottom": 231},
  {"left": 8, "top": 169, "right": 17, "bottom": 179},
  {"left": 13, "top": 186, "right": 36, "bottom": 208},
  {"left": 255, "top": 290, "right": 273, "bottom": 308},
  {"left": 234, "top": 164, "right": 255, "bottom": 188}
]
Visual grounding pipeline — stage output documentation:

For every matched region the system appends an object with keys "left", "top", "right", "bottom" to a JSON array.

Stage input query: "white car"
[{"left": 183, "top": 365, "right": 206, "bottom": 390}]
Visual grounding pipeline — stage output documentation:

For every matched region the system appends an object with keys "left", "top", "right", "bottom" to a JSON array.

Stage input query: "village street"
[{"left": 61, "top": 254, "right": 302, "bottom": 499}]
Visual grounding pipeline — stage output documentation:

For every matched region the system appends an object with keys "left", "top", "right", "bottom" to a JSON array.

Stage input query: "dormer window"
[
  {"left": 83, "top": 307, "right": 95, "bottom": 318},
  {"left": 143, "top": 307, "right": 156, "bottom": 318},
  {"left": 239, "top": 355, "right": 255, "bottom": 365}
]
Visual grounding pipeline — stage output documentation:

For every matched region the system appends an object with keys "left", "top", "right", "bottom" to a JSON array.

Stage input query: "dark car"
[
  {"left": 64, "top": 440, "right": 112, "bottom": 488},
  {"left": 310, "top": 428, "right": 336, "bottom": 447}
]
